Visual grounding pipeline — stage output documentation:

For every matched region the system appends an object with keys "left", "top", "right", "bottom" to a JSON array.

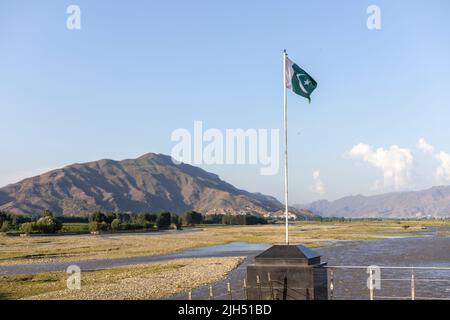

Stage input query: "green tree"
[
  {"left": 105, "top": 212, "right": 119, "bottom": 224},
  {"left": 35, "top": 216, "right": 62, "bottom": 233},
  {"left": 41, "top": 209, "right": 54, "bottom": 218},
  {"left": 89, "top": 221, "right": 108, "bottom": 233},
  {"left": 183, "top": 211, "right": 203, "bottom": 226},
  {"left": 110, "top": 218, "right": 121, "bottom": 231},
  {"left": 0, "top": 211, "right": 7, "bottom": 225},
  {"left": 156, "top": 212, "right": 171, "bottom": 229},
  {"left": 171, "top": 215, "right": 182, "bottom": 230},
  {"left": 0, "top": 221, "right": 10, "bottom": 232},
  {"left": 245, "top": 215, "right": 268, "bottom": 225},
  {"left": 134, "top": 213, "right": 148, "bottom": 228},
  {"left": 90, "top": 211, "right": 107, "bottom": 223},
  {"left": 203, "top": 214, "right": 223, "bottom": 224},
  {"left": 222, "top": 214, "right": 246, "bottom": 225},
  {"left": 144, "top": 213, "right": 158, "bottom": 223},
  {"left": 20, "top": 222, "right": 35, "bottom": 235}
]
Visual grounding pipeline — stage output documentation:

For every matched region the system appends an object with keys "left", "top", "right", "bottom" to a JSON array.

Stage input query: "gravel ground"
[{"left": 24, "top": 256, "right": 244, "bottom": 300}]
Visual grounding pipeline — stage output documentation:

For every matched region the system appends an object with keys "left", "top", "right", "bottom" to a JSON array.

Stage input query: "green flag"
[{"left": 285, "top": 57, "right": 317, "bottom": 103}]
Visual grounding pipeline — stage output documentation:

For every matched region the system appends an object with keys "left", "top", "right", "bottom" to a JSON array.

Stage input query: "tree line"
[
  {"left": 0, "top": 210, "right": 63, "bottom": 234},
  {"left": 0, "top": 209, "right": 271, "bottom": 235}
]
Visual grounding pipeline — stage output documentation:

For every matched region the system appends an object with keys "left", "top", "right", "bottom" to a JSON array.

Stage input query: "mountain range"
[
  {"left": 0, "top": 153, "right": 313, "bottom": 219},
  {"left": 303, "top": 186, "right": 450, "bottom": 218}
]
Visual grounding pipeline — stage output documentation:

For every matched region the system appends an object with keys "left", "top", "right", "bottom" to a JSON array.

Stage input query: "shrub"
[
  {"left": 0, "top": 221, "right": 10, "bottom": 232},
  {"left": 110, "top": 219, "right": 121, "bottom": 231},
  {"left": 156, "top": 212, "right": 171, "bottom": 229},
  {"left": 171, "top": 215, "right": 182, "bottom": 230},
  {"left": 20, "top": 222, "right": 35, "bottom": 234},
  {"left": 134, "top": 214, "right": 147, "bottom": 228},
  {"left": 0, "top": 211, "right": 20, "bottom": 230},
  {"left": 140, "top": 221, "right": 153, "bottom": 230},
  {"left": 35, "top": 216, "right": 63, "bottom": 234},
  {"left": 88, "top": 221, "right": 108, "bottom": 233}
]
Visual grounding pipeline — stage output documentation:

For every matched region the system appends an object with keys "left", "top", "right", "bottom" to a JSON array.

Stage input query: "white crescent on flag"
[{"left": 296, "top": 74, "right": 309, "bottom": 95}]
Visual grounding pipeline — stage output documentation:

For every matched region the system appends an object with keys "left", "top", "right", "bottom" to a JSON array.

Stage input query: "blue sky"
[{"left": 1, "top": 0, "right": 450, "bottom": 204}]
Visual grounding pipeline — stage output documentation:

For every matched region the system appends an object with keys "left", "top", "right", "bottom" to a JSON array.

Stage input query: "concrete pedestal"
[{"left": 246, "top": 245, "right": 328, "bottom": 300}]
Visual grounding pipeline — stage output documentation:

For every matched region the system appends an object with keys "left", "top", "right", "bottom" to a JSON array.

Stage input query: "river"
[{"left": 2, "top": 227, "right": 450, "bottom": 300}]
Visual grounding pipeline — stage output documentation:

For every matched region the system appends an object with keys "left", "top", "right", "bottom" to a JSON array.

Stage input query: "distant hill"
[
  {"left": 0, "top": 153, "right": 314, "bottom": 219},
  {"left": 302, "top": 186, "right": 450, "bottom": 218}
]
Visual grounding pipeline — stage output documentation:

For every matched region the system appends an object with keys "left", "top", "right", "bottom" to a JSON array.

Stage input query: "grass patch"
[
  {"left": 61, "top": 223, "right": 89, "bottom": 232},
  {"left": 0, "top": 272, "right": 67, "bottom": 300}
]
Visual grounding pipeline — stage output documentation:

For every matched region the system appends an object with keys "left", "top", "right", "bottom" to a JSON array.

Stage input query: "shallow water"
[{"left": 171, "top": 232, "right": 450, "bottom": 300}]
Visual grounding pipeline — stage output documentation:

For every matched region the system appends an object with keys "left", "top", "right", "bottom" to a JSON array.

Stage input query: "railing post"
[
  {"left": 268, "top": 272, "right": 274, "bottom": 300},
  {"left": 243, "top": 278, "right": 248, "bottom": 300},
  {"left": 411, "top": 270, "right": 415, "bottom": 301},
  {"left": 369, "top": 267, "right": 374, "bottom": 301},
  {"left": 282, "top": 276, "right": 288, "bottom": 300},
  {"left": 209, "top": 285, "right": 214, "bottom": 300},
  {"left": 256, "top": 275, "right": 262, "bottom": 300},
  {"left": 329, "top": 269, "right": 334, "bottom": 300},
  {"left": 227, "top": 282, "right": 233, "bottom": 300}
]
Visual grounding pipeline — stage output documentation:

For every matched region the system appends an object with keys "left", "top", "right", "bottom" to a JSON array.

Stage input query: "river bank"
[
  {"left": 2, "top": 222, "right": 450, "bottom": 300},
  {"left": 0, "top": 221, "right": 434, "bottom": 266}
]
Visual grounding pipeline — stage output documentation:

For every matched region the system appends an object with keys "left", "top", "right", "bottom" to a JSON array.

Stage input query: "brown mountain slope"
[{"left": 0, "top": 153, "right": 314, "bottom": 219}]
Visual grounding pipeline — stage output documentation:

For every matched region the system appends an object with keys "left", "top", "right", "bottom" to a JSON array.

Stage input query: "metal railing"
[
  {"left": 326, "top": 266, "right": 450, "bottom": 300},
  {"left": 184, "top": 266, "right": 450, "bottom": 300}
]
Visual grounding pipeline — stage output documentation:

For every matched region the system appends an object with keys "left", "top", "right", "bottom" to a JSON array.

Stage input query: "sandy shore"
[{"left": 20, "top": 257, "right": 244, "bottom": 300}]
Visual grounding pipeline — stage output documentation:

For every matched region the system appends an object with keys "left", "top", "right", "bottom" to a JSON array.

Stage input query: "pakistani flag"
[{"left": 285, "top": 57, "right": 317, "bottom": 103}]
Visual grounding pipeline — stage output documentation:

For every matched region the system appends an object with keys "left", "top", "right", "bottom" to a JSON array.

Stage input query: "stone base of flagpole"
[{"left": 246, "top": 244, "right": 328, "bottom": 300}]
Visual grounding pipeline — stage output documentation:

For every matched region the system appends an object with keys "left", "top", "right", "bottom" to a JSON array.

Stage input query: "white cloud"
[
  {"left": 416, "top": 138, "right": 435, "bottom": 154},
  {"left": 415, "top": 138, "right": 450, "bottom": 183},
  {"left": 310, "top": 170, "right": 326, "bottom": 195},
  {"left": 348, "top": 143, "right": 413, "bottom": 191},
  {"left": 435, "top": 152, "right": 450, "bottom": 182}
]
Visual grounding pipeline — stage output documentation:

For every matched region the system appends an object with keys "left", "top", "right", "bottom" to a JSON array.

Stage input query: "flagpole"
[{"left": 283, "top": 49, "right": 289, "bottom": 245}]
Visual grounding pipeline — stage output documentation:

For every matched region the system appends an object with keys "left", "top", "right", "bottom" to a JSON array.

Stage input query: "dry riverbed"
[
  {"left": 0, "top": 256, "right": 244, "bottom": 300},
  {"left": 0, "top": 221, "right": 434, "bottom": 266}
]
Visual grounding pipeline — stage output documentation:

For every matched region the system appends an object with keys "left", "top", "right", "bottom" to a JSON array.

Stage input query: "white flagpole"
[{"left": 283, "top": 49, "right": 289, "bottom": 245}]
